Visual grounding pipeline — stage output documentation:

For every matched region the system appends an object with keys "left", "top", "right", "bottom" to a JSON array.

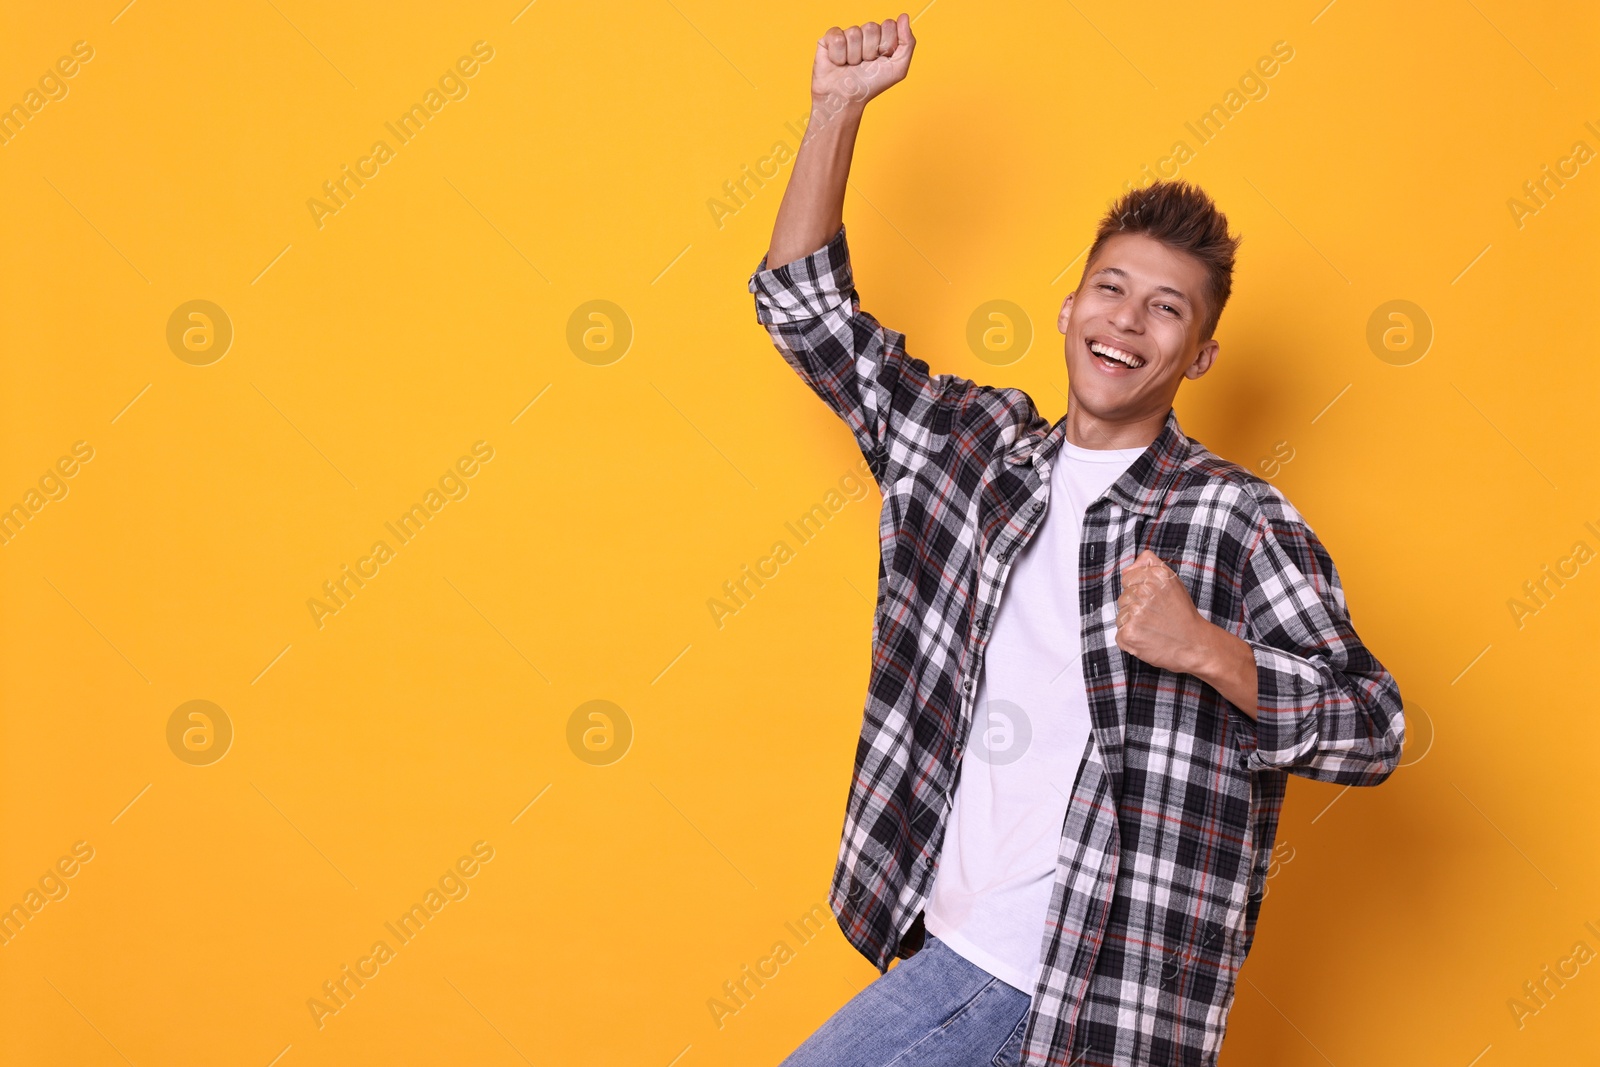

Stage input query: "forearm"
[
  {"left": 766, "top": 100, "right": 865, "bottom": 270},
  {"left": 1118, "top": 522, "right": 1404, "bottom": 779},
  {"left": 1185, "top": 623, "right": 1260, "bottom": 721}
]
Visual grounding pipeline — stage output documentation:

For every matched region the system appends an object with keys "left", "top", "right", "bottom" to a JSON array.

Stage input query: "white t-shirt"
[{"left": 924, "top": 435, "right": 1147, "bottom": 993}]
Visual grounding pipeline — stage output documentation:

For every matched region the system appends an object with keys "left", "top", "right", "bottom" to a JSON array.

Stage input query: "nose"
[{"left": 1110, "top": 294, "right": 1145, "bottom": 333}]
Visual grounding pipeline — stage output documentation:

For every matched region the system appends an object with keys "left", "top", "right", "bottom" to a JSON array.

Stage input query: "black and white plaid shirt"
[{"left": 747, "top": 224, "right": 1405, "bottom": 1067}]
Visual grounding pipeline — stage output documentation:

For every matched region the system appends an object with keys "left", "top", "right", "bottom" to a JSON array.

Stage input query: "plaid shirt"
[{"left": 747, "top": 224, "right": 1405, "bottom": 1067}]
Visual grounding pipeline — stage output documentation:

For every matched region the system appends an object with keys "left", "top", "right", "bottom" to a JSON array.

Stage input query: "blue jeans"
[{"left": 778, "top": 935, "right": 1032, "bottom": 1067}]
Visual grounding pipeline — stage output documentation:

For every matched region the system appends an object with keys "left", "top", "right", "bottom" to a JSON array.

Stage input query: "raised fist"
[{"left": 812, "top": 14, "right": 916, "bottom": 108}]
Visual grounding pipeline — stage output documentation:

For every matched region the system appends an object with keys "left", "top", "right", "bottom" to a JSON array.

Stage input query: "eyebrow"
[{"left": 1090, "top": 266, "right": 1193, "bottom": 309}]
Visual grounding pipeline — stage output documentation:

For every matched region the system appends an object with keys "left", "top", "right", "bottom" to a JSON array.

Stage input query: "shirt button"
[
  {"left": 1238, "top": 754, "right": 1249, "bottom": 770},
  {"left": 1032, "top": 501, "right": 1045, "bottom": 513}
]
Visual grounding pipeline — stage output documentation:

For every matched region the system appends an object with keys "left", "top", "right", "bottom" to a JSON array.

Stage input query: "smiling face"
[{"left": 1059, "top": 232, "right": 1221, "bottom": 438}]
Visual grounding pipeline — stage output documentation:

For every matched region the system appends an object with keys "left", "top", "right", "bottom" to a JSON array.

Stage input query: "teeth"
[{"left": 1089, "top": 341, "right": 1144, "bottom": 368}]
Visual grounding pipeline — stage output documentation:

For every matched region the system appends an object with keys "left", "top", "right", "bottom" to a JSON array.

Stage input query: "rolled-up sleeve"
[
  {"left": 748, "top": 224, "right": 973, "bottom": 488},
  {"left": 1237, "top": 490, "right": 1406, "bottom": 785}
]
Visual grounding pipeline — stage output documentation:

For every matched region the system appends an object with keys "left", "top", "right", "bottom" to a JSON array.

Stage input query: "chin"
[
  {"left": 1080, "top": 395, "right": 1136, "bottom": 420},
  {"left": 1066, "top": 369, "right": 1126, "bottom": 404}
]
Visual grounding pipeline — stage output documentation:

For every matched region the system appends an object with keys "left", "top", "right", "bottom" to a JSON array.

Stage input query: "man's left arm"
[{"left": 1116, "top": 503, "right": 1406, "bottom": 786}]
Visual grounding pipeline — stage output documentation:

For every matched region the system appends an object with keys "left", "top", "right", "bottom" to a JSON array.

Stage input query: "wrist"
[
  {"left": 1183, "top": 620, "right": 1236, "bottom": 681},
  {"left": 806, "top": 91, "right": 867, "bottom": 133}
]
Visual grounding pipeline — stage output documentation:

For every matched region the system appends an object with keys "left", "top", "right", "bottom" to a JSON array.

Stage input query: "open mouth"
[{"left": 1087, "top": 339, "right": 1146, "bottom": 371}]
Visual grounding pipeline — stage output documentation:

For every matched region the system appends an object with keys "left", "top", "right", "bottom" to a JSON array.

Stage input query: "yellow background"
[{"left": 1, "top": 1, "right": 1596, "bottom": 1064}]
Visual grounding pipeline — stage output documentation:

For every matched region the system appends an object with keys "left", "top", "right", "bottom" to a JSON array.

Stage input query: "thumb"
[
  {"left": 894, "top": 13, "right": 915, "bottom": 60},
  {"left": 1121, "top": 550, "right": 1157, "bottom": 584}
]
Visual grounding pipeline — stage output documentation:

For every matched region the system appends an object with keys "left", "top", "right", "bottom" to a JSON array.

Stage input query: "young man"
[{"left": 746, "top": 15, "right": 1405, "bottom": 1067}]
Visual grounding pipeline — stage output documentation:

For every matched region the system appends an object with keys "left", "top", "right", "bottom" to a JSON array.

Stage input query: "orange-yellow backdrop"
[{"left": 1, "top": 1, "right": 1596, "bottom": 1064}]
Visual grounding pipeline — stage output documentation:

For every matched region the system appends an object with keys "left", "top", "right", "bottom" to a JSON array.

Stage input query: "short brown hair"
[{"left": 1083, "top": 180, "right": 1241, "bottom": 340}]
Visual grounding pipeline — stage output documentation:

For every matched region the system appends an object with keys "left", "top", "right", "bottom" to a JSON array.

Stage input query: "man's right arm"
[
  {"left": 748, "top": 16, "right": 977, "bottom": 488},
  {"left": 766, "top": 16, "right": 912, "bottom": 269}
]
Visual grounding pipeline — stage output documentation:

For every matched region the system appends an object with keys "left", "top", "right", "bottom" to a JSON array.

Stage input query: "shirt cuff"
[
  {"left": 747, "top": 224, "right": 854, "bottom": 326},
  {"left": 1245, "top": 641, "right": 1322, "bottom": 767}
]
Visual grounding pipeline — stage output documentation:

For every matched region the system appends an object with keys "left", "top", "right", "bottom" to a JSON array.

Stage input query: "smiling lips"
[{"left": 1087, "top": 338, "right": 1147, "bottom": 371}]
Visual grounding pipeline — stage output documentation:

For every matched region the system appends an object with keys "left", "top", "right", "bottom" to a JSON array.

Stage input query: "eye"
[
  {"left": 1098, "top": 283, "right": 1119, "bottom": 293},
  {"left": 1157, "top": 303, "right": 1179, "bottom": 315}
]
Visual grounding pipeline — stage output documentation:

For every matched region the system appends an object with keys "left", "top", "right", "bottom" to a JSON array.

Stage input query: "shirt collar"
[{"left": 1012, "top": 407, "right": 1191, "bottom": 517}]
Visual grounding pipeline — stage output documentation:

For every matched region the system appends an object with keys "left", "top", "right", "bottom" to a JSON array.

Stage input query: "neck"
[{"left": 1062, "top": 398, "right": 1168, "bottom": 450}]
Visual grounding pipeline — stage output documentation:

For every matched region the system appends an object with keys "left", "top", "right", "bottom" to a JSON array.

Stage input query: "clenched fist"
[
  {"left": 813, "top": 14, "right": 916, "bottom": 108},
  {"left": 1115, "top": 549, "right": 1263, "bottom": 720},
  {"left": 1114, "top": 549, "right": 1211, "bottom": 675}
]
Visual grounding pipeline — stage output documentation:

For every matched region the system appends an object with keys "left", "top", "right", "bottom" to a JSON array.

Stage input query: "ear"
[
  {"left": 1057, "top": 291, "right": 1075, "bottom": 334},
  {"left": 1184, "top": 337, "right": 1221, "bottom": 380}
]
